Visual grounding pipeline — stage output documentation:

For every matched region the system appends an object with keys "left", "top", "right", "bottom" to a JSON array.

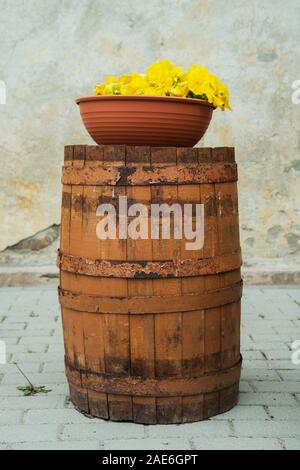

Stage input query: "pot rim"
[{"left": 75, "top": 95, "right": 215, "bottom": 108}]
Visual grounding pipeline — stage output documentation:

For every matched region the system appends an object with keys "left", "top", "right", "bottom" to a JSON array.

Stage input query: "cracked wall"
[{"left": 0, "top": 0, "right": 299, "bottom": 266}]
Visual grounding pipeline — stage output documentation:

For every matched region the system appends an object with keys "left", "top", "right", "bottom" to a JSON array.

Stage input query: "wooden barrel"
[{"left": 58, "top": 144, "right": 242, "bottom": 424}]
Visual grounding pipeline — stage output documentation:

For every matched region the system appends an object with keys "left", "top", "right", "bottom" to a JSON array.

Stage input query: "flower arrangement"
[{"left": 94, "top": 60, "right": 232, "bottom": 111}]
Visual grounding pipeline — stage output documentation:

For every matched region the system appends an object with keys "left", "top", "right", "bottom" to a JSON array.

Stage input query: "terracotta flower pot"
[{"left": 76, "top": 95, "right": 214, "bottom": 147}]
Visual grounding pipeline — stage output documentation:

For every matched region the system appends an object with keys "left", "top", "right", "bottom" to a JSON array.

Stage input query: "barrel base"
[{"left": 68, "top": 382, "right": 240, "bottom": 424}]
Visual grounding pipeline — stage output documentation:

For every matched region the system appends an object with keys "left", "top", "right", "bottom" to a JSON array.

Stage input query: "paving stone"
[
  {"left": 11, "top": 352, "right": 62, "bottom": 363},
  {"left": 267, "top": 406, "right": 300, "bottom": 421},
  {"left": 47, "top": 344, "right": 65, "bottom": 353},
  {"left": 103, "top": 438, "right": 192, "bottom": 450},
  {"left": 0, "top": 411, "right": 23, "bottom": 425},
  {"left": 250, "top": 333, "right": 292, "bottom": 343},
  {"left": 243, "top": 360, "right": 300, "bottom": 370},
  {"left": 282, "top": 324, "right": 300, "bottom": 338},
  {"left": 262, "top": 350, "right": 294, "bottom": 360},
  {"left": 61, "top": 422, "right": 144, "bottom": 441},
  {"left": 239, "top": 392, "right": 297, "bottom": 406},
  {"left": 241, "top": 368, "right": 281, "bottom": 381},
  {"left": 25, "top": 319, "right": 59, "bottom": 329},
  {"left": 0, "top": 362, "right": 42, "bottom": 375},
  {"left": 0, "top": 424, "right": 59, "bottom": 443},
  {"left": 19, "top": 336, "right": 62, "bottom": 345},
  {"left": 147, "top": 421, "right": 232, "bottom": 439},
  {"left": 0, "top": 395, "right": 66, "bottom": 410},
  {"left": 213, "top": 405, "right": 269, "bottom": 421},
  {"left": 10, "top": 441, "right": 100, "bottom": 450},
  {"left": 239, "top": 381, "right": 253, "bottom": 393},
  {"left": 233, "top": 421, "right": 300, "bottom": 438},
  {"left": 6, "top": 344, "right": 47, "bottom": 354},
  {"left": 277, "top": 370, "right": 300, "bottom": 381},
  {"left": 24, "top": 409, "right": 95, "bottom": 425},
  {"left": 244, "top": 343, "right": 289, "bottom": 351},
  {"left": 1, "top": 372, "right": 66, "bottom": 386},
  {"left": 192, "top": 437, "right": 282, "bottom": 450},
  {"left": 0, "top": 443, "right": 11, "bottom": 450},
  {"left": 0, "top": 337, "right": 18, "bottom": 345},
  {"left": 281, "top": 438, "right": 300, "bottom": 450},
  {"left": 252, "top": 381, "right": 300, "bottom": 393},
  {"left": 42, "top": 361, "right": 65, "bottom": 373},
  {"left": 0, "top": 323, "right": 27, "bottom": 331},
  {"left": 0, "top": 384, "right": 67, "bottom": 397},
  {"left": 2, "top": 329, "right": 53, "bottom": 338},
  {"left": 241, "top": 351, "right": 265, "bottom": 360},
  {"left": 3, "top": 314, "right": 57, "bottom": 323}
]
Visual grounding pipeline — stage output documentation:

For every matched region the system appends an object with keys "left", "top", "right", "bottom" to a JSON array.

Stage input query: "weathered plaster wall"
[{"left": 0, "top": 0, "right": 299, "bottom": 266}]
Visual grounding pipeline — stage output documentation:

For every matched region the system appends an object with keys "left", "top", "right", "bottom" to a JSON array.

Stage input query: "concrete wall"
[{"left": 0, "top": 0, "right": 299, "bottom": 267}]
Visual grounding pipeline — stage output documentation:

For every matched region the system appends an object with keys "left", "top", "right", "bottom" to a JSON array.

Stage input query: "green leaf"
[{"left": 17, "top": 385, "right": 52, "bottom": 396}]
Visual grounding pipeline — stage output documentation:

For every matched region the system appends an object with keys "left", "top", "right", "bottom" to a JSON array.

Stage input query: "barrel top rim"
[{"left": 64, "top": 144, "right": 235, "bottom": 151}]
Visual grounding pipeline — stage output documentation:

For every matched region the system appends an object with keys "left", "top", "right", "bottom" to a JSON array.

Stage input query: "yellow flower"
[
  {"left": 211, "top": 95, "right": 224, "bottom": 108},
  {"left": 129, "top": 73, "right": 148, "bottom": 94},
  {"left": 218, "top": 83, "right": 232, "bottom": 110},
  {"left": 119, "top": 84, "right": 137, "bottom": 95},
  {"left": 93, "top": 61, "right": 232, "bottom": 110},
  {"left": 94, "top": 84, "right": 106, "bottom": 95},
  {"left": 118, "top": 74, "right": 132, "bottom": 85},
  {"left": 170, "top": 81, "right": 189, "bottom": 97},
  {"left": 187, "top": 64, "right": 211, "bottom": 96},
  {"left": 208, "top": 74, "right": 232, "bottom": 110},
  {"left": 101, "top": 83, "right": 120, "bottom": 95},
  {"left": 186, "top": 65, "right": 232, "bottom": 110},
  {"left": 143, "top": 86, "right": 166, "bottom": 96},
  {"left": 105, "top": 75, "right": 118, "bottom": 84},
  {"left": 117, "top": 75, "right": 135, "bottom": 95},
  {"left": 146, "top": 60, "right": 183, "bottom": 94}
]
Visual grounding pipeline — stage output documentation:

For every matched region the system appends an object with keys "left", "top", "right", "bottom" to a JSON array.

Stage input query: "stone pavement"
[{"left": 0, "top": 285, "right": 299, "bottom": 450}]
